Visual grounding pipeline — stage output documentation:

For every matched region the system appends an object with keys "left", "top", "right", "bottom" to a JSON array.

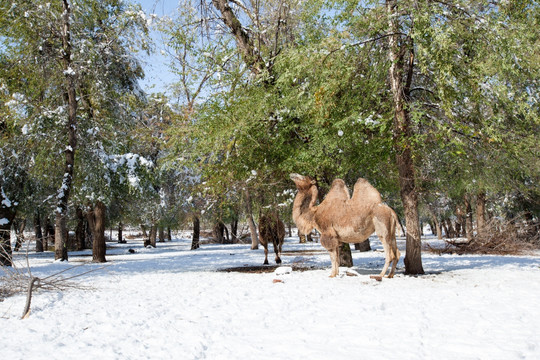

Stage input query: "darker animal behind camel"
[{"left": 258, "top": 212, "right": 285, "bottom": 265}]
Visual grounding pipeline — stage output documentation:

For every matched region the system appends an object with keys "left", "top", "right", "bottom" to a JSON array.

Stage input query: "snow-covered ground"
[{"left": 1, "top": 233, "right": 539, "bottom": 360}]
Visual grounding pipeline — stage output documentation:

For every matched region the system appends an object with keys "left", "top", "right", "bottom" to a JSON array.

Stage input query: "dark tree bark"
[
  {"left": 118, "top": 222, "right": 124, "bottom": 243},
  {"left": 14, "top": 218, "right": 26, "bottom": 252},
  {"left": 454, "top": 221, "right": 462, "bottom": 238},
  {"left": 140, "top": 224, "right": 148, "bottom": 238},
  {"left": 445, "top": 219, "right": 456, "bottom": 238},
  {"left": 211, "top": 0, "right": 265, "bottom": 75},
  {"left": 54, "top": 0, "right": 78, "bottom": 262},
  {"left": 339, "top": 243, "right": 353, "bottom": 267},
  {"left": 191, "top": 215, "right": 200, "bottom": 250},
  {"left": 230, "top": 218, "right": 238, "bottom": 243},
  {"left": 87, "top": 201, "right": 106, "bottom": 262},
  {"left": 430, "top": 212, "right": 442, "bottom": 239},
  {"left": 34, "top": 211, "right": 44, "bottom": 253},
  {"left": 476, "top": 192, "right": 486, "bottom": 237},
  {"left": 455, "top": 206, "right": 466, "bottom": 237},
  {"left": 147, "top": 225, "right": 158, "bottom": 248},
  {"left": 45, "top": 217, "right": 54, "bottom": 251},
  {"left": 158, "top": 226, "right": 165, "bottom": 242},
  {"left": 354, "top": 240, "right": 371, "bottom": 252},
  {"left": 213, "top": 221, "right": 228, "bottom": 244},
  {"left": 166, "top": 227, "right": 172, "bottom": 241},
  {"left": 464, "top": 195, "right": 474, "bottom": 242},
  {"left": 75, "top": 206, "right": 85, "bottom": 250},
  {"left": 299, "top": 232, "right": 313, "bottom": 243},
  {"left": 0, "top": 208, "right": 16, "bottom": 266},
  {"left": 386, "top": 0, "right": 423, "bottom": 274},
  {"left": 243, "top": 189, "right": 258, "bottom": 249}
]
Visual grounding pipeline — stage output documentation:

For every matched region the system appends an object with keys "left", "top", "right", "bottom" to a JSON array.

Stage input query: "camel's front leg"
[
  {"left": 328, "top": 247, "right": 340, "bottom": 278},
  {"left": 321, "top": 234, "right": 340, "bottom": 277}
]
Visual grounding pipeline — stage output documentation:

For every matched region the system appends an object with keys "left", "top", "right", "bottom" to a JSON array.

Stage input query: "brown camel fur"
[
  {"left": 290, "top": 173, "right": 401, "bottom": 279},
  {"left": 258, "top": 212, "right": 285, "bottom": 265}
]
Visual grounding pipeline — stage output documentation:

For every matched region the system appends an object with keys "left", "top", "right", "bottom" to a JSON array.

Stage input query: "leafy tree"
[{"left": 1, "top": 0, "right": 151, "bottom": 261}]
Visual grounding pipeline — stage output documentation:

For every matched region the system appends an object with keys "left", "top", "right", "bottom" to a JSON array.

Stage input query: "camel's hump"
[{"left": 351, "top": 178, "right": 382, "bottom": 204}]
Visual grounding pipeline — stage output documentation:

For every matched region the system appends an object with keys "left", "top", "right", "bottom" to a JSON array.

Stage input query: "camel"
[
  {"left": 258, "top": 212, "right": 285, "bottom": 265},
  {"left": 290, "top": 173, "right": 401, "bottom": 280}
]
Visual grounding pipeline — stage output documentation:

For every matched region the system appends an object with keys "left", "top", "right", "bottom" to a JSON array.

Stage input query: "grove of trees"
[{"left": 1, "top": 0, "right": 538, "bottom": 273}]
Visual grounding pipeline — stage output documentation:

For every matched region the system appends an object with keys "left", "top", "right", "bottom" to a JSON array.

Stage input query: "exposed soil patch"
[
  {"left": 218, "top": 265, "right": 323, "bottom": 273},
  {"left": 280, "top": 249, "right": 326, "bottom": 256}
]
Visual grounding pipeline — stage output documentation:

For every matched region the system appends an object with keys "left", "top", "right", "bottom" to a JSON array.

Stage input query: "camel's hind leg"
[
  {"left": 388, "top": 248, "right": 400, "bottom": 278},
  {"left": 263, "top": 244, "right": 269, "bottom": 265},
  {"left": 273, "top": 239, "right": 282, "bottom": 264},
  {"left": 373, "top": 210, "right": 399, "bottom": 279},
  {"left": 374, "top": 237, "right": 392, "bottom": 280}
]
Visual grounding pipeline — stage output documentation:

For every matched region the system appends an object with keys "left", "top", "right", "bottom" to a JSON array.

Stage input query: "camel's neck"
[{"left": 292, "top": 186, "right": 318, "bottom": 235}]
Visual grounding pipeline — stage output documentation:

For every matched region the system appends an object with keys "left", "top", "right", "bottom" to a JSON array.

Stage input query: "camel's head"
[{"left": 290, "top": 173, "right": 316, "bottom": 190}]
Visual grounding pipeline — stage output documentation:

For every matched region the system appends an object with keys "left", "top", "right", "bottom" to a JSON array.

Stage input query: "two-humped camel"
[{"left": 290, "top": 174, "right": 400, "bottom": 280}]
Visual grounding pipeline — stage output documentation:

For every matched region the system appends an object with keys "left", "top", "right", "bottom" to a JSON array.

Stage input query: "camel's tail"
[{"left": 392, "top": 210, "right": 405, "bottom": 237}]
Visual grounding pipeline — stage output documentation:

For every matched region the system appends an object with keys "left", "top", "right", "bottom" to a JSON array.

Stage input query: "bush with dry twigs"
[
  {"left": 1, "top": 242, "right": 103, "bottom": 319},
  {"left": 429, "top": 215, "right": 539, "bottom": 255}
]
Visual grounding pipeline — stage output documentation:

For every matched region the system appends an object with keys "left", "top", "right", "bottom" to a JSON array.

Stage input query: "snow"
[
  {"left": 1, "top": 234, "right": 539, "bottom": 359},
  {"left": 63, "top": 67, "right": 76, "bottom": 76},
  {"left": 1, "top": 187, "right": 12, "bottom": 207}
]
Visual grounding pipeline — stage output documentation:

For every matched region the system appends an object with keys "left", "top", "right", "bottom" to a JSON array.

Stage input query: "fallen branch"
[{"left": 21, "top": 277, "right": 40, "bottom": 319}]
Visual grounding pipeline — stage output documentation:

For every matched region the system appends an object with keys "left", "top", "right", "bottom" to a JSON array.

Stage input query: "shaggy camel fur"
[
  {"left": 258, "top": 212, "right": 285, "bottom": 265},
  {"left": 290, "top": 173, "right": 401, "bottom": 279}
]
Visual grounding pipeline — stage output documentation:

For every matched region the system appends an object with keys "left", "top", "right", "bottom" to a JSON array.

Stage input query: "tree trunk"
[
  {"left": 223, "top": 224, "right": 230, "bottom": 244},
  {"left": 243, "top": 189, "right": 258, "bottom": 249},
  {"left": 75, "top": 206, "right": 85, "bottom": 250},
  {"left": 0, "top": 208, "right": 16, "bottom": 266},
  {"left": 85, "top": 217, "right": 93, "bottom": 248},
  {"left": 166, "top": 227, "right": 172, "bottom": 241},
  {"left": 386, "top": 0, "right": 423, "bottom": 275},
  {"left": 191, "top": 215, "right": 200, "bottom": 250},
  {"left": 45, "top": 217, "right": 54, "bottom": 250},
  {"left": 455, "top": 206, "right": 466, "bottom": 237},
  {"left": 147, "top": 225, "right": 158, "bottom": 248},
  {"left": 430, "top": 212, "right": 442, "bottom": 239},
  {"left": 355, "top": 240, "right": 371, "bottom": 252},
  {"left": 230, "top": 218, "right": 238, "bottom": 243},
  {"left": 211, "top": 0, "right": 264, "bottom": 75},
  {"left": 454, "top": 220, "right": 462, "bottom": 238},
  {"left": 442, "top": 221, "right": 450, "bottom": 239},
  {"left": 14, "top": 218, "right": 26, "bottom": 252},
  {"left": 55, "top": 0, "right": 78, "bottom": 262},
  {"left": 213, "top": 221, "right": 226, "bottom": 244},
  {"left": 88, "top": 201, "right": 106, "bottom": 263},
  {"left": 158, "top": 226, "right": 165, "bottom": 242},
  {"left": 140, "top": 224, "right": 148, "bottom": 238},
  {"left": 34, "top": 211, "right": 44, "bottom": 253},
  {"left": 464, "top": 195, "right": 474, "bottom": 242},
  {"left": 445, "top": 218, "right": 456, "bottom": 238},
  {"left": 118, "top": 222, "right": 124, "bottom": 243},
  {"left": 476, "top": 192, "right": 486, "bottom": 237},
  {"left": 339, "top": 243, "right": 353, "bottom": 267}
]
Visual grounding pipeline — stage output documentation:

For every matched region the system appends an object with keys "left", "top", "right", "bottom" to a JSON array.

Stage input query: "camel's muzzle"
[{"left": 289, "top": 173, "right": 305, "bottom": 181}]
